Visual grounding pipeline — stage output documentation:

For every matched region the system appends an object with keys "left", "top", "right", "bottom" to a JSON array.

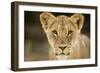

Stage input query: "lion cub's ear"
[
  {"left": 40, "top": 12, "right": 56, "bottom": 31},
  {"left": 70, "top": 14, "right": 84, "bottom": 32}
]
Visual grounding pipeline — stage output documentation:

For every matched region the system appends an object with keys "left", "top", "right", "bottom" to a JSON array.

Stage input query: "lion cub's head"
[{"left": 40, "top": 12, "right": 84, "bottom": 60}]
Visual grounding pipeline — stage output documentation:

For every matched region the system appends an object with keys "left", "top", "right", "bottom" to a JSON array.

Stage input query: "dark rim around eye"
[
  {"left": 52, "top": 30, "right": 57, "bottom": 35},
  {"left": 68, "top": 30, "right": 73, "bottom": 35}
]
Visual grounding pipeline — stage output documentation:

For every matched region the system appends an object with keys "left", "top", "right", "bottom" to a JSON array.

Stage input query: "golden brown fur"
[{"left": 40, "top": 12, "right": 90, "bottom": 60}]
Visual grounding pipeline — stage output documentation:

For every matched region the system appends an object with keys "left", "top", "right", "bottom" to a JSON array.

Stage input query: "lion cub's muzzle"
[{"left": 55, "top": 45, "right": 71, "bottom": 56}]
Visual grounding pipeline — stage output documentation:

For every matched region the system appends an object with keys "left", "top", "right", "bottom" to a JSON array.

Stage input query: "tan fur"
[{"left": 40, "top": 12, "right": 90, "bottom": 60}]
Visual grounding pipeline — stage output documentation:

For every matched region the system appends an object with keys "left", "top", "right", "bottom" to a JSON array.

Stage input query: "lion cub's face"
[{"left": 40, "top": 12, "right": 84, "bottom": 60}]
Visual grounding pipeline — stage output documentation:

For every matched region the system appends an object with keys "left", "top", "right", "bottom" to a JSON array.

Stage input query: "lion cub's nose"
[{"left": 59, "top": 46, "right": 67, "bottom": 50}]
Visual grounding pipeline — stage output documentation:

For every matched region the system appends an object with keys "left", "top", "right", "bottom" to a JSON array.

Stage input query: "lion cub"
[{"left": 40, "top": 12, "right": 90, "bottom": 60}]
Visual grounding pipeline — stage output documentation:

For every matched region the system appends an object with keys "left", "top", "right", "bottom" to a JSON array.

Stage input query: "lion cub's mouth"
[
  {"left": 56, "top": 52, "right": 70, "bottom": 56},
  {"left": 56, "top": 52, "right": 71, "bottom": 60}
]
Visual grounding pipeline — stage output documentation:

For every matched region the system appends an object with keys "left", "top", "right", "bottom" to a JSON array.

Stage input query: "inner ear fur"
[
  {"left": 40, "top": 12, "right": 56, "bottom": 31},
  {"left": 70, "top": 14, "right": 84, "bottom": 31}
]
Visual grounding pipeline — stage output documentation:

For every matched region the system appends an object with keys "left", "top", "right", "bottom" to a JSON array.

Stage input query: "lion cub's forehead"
[
  {"left": 50, "top": 15, "right": 75, "bottom": 31},
  {"left": 57, "top": 15, "right": 69, "bottom": 22},
  {"left": 56, "top": 15, "right": 72, "bottom": 25},
  {"left": 55, "top": 15, "right": 75, "bottom": 30}
]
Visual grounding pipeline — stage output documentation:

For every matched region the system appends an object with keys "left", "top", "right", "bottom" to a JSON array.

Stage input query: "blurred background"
[
  {"left": 24, "top": 11, "right": 50, "bottom": 61},
  {"left": 24, "top": 11, "right": 90, "bottom": 61}
]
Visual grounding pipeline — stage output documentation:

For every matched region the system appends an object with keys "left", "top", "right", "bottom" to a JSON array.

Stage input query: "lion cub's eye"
[
  {"left": 52, "top": 30, "right": 58, "bottom": 35},
  {"left": 68, "top": 30, "right": 73, "bottom": 35}
]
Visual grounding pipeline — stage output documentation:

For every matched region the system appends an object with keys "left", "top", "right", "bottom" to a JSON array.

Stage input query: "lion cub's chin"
[{"left": 56, "top": 55, "right": 69, "bottom": 60}]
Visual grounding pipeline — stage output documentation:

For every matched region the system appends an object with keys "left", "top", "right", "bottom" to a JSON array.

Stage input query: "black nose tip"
[{"left": 59, "top": 46, "right": 67, "bottom": 50}]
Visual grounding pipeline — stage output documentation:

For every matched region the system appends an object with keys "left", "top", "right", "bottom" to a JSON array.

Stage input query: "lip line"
[{"left": 56, "top": 52, "right": 70, "bottom": 55}]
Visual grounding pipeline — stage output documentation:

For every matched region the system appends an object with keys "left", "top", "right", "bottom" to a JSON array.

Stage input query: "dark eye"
[
  {"left": 52, "top": 30, "right": 58, "bottom": 35},
  {"left": 68, "top": 30, "right": 73, "bottom": 35}
]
